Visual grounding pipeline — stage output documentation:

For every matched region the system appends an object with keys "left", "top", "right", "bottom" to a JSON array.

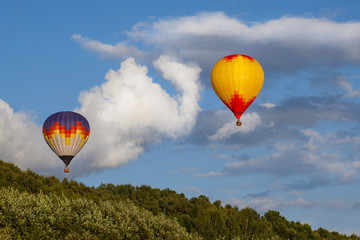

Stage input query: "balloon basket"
[
  {"left": 236, "top": 120, "right": 242, "bottom": 126},
  {"left": 64, "top": 166, "right": 70, "bottom": 173}
]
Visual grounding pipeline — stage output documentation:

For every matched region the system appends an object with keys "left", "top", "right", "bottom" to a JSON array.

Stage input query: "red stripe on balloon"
[
  {"left": 224, "top": 54, "right": 254, "bottom": 62},
  {"left": 224, "top": 92, "right": 256, "bottom": 119}
]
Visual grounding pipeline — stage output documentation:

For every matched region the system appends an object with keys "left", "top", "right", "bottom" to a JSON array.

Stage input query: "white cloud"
[
  {"left": 337, "top": 76, "right": 360, "bottom": 98},
  {"left": 353, "top": 162, "right": 360, "bottom": 169},
  {"left": 128, "top": 12, "right": 249, "bottom": 41},
  {"left": 169, "top": 167, "right": 197, "bottom": 174},
  {"left": 0, "top": 99, "right": 55, "bottom": 172},
  {"left": 181, "top": 186, "right": 203, "bottom": 196},
  {"left": 260, "top": 103, "right": 276, "bottom": 109},
  {"left": 226, "top": 197, "right": 312, "bottom": 212},
  {"left": 5, "top": 12, "right": 360, "bottom": 179},
  {"left": 74, "top": 12, "right": 360, "bottom": 72},
  {"left": 208, "top": 112, "right": 262, "bottom": 141},
  {"left": 71, "top": 34, "right": 146, "bottom": 60},
  {"left": 75, "top": 56, "right": 202, "bottom": 170},
  {"left": 0, "top": 56, "right": 202, "bottom": 176},
  {"left": 207, "top": 129, "right": 360, "bottom": 186},
  {"left": 225, "top": 196, "right": 352, "bottom": 212},
  {"left": 131, "top": 12, "right": 360, "bottom": 57},
  {"left": 196, "top": 171, "right": 224, "bottom": 177}
]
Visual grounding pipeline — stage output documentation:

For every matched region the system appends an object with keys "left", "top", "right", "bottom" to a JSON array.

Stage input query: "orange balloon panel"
[{"left": 211, "top": 54, "right": 264, "bottom": 119}]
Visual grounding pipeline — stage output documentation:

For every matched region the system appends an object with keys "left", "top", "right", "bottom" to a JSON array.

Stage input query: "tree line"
[{"left": 0, "top": 160, "right": 359, "bottom": 240}]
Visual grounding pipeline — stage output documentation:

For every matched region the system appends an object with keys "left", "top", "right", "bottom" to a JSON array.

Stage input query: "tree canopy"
[{"left": 0, "top": 160, "right": 358, "bottom": 240}]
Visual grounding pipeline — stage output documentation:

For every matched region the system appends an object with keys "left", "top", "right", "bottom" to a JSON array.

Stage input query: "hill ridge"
[{"left": 0, "top": 160, "right": 358, "bottom": 240}]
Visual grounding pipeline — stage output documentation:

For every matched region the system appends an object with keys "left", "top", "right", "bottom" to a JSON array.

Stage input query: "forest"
[{"left": 0, "top": 160, "right": 359, "bottom": 240}]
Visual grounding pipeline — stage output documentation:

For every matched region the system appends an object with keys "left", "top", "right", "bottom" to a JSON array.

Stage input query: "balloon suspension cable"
[
  {"left": 236, "top": 119, "right": 242, "bottom": 126},
  {"left": 64, "top": 165, "right": 70, "bottom": 173}
]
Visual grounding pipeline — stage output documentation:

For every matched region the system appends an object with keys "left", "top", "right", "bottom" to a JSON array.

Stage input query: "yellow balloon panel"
[{"left": 211, "top": 54, "right": 264, "bottom": 119}]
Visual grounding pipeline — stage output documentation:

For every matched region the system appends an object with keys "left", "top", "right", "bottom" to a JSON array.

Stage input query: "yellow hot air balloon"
[{"left": 211, "top": 54, "right": 264, "bottom": 126}]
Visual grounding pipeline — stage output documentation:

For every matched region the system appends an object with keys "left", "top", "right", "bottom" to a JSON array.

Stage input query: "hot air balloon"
[
  {"left": 43, "top": 111, "right": 90, "bottom": 172},
  {"left": 211, "top": 54, "right": 264, "bottom": 126}
]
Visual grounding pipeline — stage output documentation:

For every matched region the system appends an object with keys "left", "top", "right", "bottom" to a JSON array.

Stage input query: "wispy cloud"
[
  {"left": 199, "top": 127, "right": 360, "bottom": 191},
  {"left": 169, "top": 167, "right": 197, "bottom": 174},
  {"left": 180, "top": 186, "right": 203, "bottom": 196},
  {"left": 225, "top": 196, "right": 353, "bottom": 212},
  {"left": 71, "top": 34, "right": 147, "bottom": 60},
  {"left": 187, "top": 93, "right": 360, "bottom": 149},
  {"left": 337, "top": 76, "right": 360, "bottom": 98},
  {"left": 208, "top": 112, "right": 262, "bottom": 141},
  {"left": 196, "top": 171, "right": 225, "bottom": 177}
]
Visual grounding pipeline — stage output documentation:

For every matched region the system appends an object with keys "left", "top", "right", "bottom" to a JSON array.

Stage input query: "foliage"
[
  {"left": 262, "top": 210, "right": 360, "bottom": 240},
  {"left": 0, "top": 187, "right": 201, "bottom": 240},
  {"left": 0, "top": 160, "right": 359, "bottom": 240}
]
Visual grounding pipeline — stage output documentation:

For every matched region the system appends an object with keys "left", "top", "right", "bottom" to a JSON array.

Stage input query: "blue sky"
[{"left": 1, "top": 0, "right": 360, "bottom": 235}]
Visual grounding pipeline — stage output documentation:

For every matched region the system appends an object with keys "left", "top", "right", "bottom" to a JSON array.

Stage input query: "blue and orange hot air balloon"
[
  {"left": 211, "top": 54, "right": 264, "bottom": 126},
  {"left": 43, "top": 111, "right": 90, "bottom": 172}
]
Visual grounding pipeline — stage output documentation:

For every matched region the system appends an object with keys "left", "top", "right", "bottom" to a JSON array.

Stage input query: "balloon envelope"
[
  {"left": 43, "top": 111, "right": 90, "bottom": 167},
  {"left": 211, "top": 54, "right": 264, "bottom": 122}
]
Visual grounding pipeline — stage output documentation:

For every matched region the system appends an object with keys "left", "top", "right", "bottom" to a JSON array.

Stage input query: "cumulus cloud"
[
  {"left": 0, "top": 56, "right": 202, "bottom": 176},
  {"left": 74, "top": 56, "right": 202, "bottom": 171},
  {"left": 0, "top": 99, "right": 55, "bottom": 172}
]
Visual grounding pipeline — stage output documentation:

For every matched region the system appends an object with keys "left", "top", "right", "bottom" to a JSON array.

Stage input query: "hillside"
[{"left": 0, "top": 160, "right": 359, "bottom": 240}]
